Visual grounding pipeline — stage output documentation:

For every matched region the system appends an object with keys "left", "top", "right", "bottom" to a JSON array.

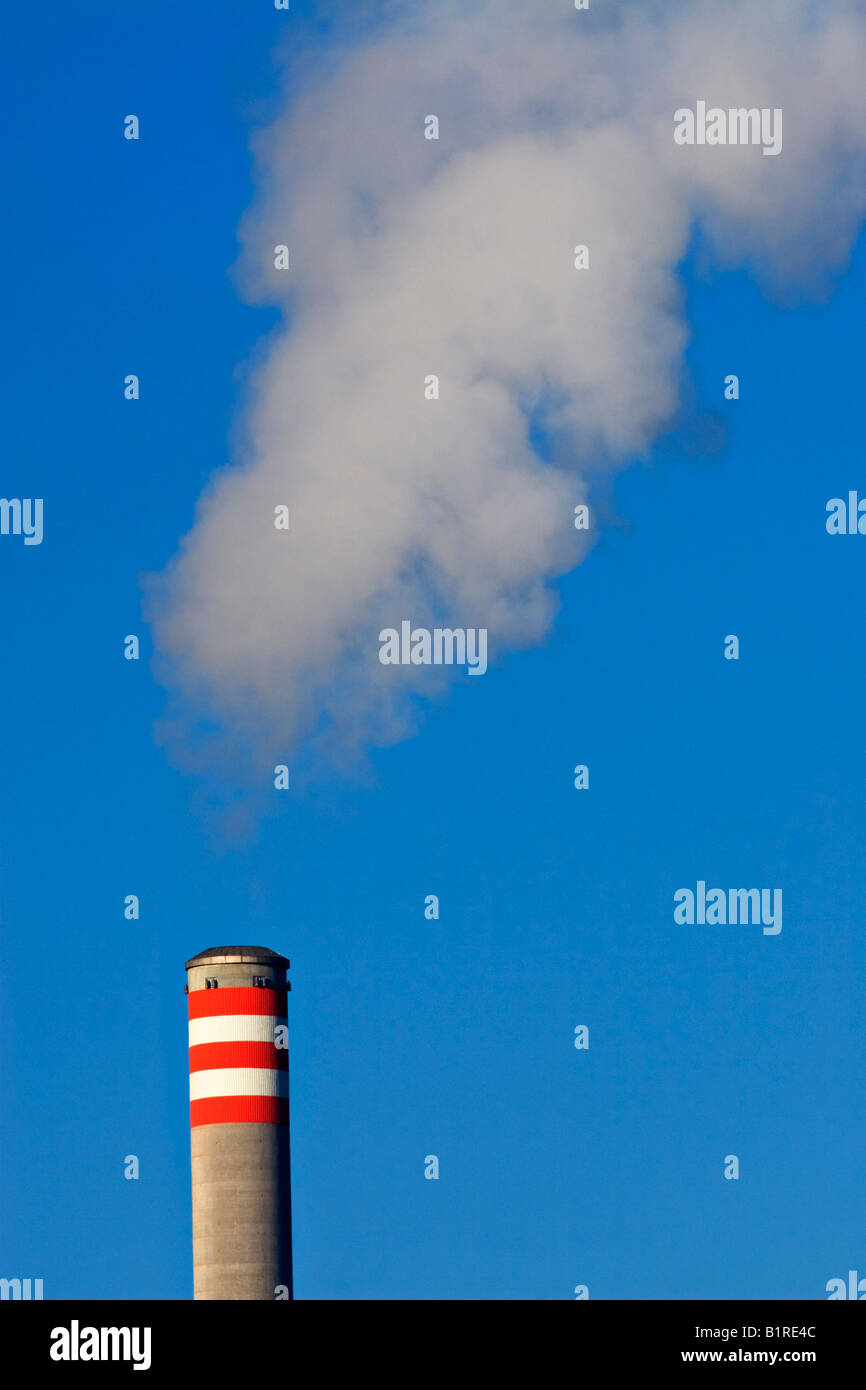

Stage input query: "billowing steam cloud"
[{"left": 148, "top": 0, "right": 866, "bottom": 784}]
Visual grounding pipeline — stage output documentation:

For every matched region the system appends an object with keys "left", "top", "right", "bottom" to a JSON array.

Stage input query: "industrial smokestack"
[{"left": 185, "top": 946, "right": 292, "bottom": 1300}]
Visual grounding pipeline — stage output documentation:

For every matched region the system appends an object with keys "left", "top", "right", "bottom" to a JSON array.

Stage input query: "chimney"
[{"left": 185, "top": 946, "right": 292, "bottom": 1300}]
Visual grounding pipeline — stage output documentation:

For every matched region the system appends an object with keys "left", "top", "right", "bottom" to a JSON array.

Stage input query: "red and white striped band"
[{"left": 188, "top": 986, "right": 289, "bottom": 1127}]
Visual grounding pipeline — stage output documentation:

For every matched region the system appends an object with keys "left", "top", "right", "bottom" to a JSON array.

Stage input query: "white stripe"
[
  {"left": 188, "top": 1015, "right": 286, "bottom": 1047},
  {"left": 189, "top": 1068, "right": 289, "bottom": 1101}
]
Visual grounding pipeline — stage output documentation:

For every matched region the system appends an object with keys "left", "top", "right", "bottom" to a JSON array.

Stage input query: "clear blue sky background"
[{"left": 2, "top": 2, "right": 864, "bottom": 1300}]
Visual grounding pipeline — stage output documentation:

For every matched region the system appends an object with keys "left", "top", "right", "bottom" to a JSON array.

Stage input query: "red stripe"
[
  {"left": 190, "top": 1096, "right": 290, "bottom": 1127},
  {"left": 189, "top": 1042, "right": 288, "bottom": 1072},
  {"left": 188, "top": 987, "right": 287, "bottom": 1020}
]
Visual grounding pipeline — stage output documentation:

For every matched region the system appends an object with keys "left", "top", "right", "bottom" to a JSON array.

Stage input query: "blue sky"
[{"left": 2, "top": 1, "right": 865, "bottom": 1300}]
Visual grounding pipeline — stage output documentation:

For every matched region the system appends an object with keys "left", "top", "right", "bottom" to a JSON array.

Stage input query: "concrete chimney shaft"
[{"left": 185, "top": 946, "right": 292, "bottom": 1300}]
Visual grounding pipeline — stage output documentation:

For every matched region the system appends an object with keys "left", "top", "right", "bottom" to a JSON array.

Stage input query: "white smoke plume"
[{"left": 148, "top": 0, "right": 866, "bottom": 788}]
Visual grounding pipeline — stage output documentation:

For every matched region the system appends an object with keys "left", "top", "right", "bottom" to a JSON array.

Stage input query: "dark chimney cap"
[{"left": 185, "top": 945, "right": 290, "bottom": 971}]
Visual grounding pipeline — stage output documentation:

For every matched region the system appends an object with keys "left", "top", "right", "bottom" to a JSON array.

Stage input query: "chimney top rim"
[{"left": 185, "top": 945, "right": 290, "bottom": 970}]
